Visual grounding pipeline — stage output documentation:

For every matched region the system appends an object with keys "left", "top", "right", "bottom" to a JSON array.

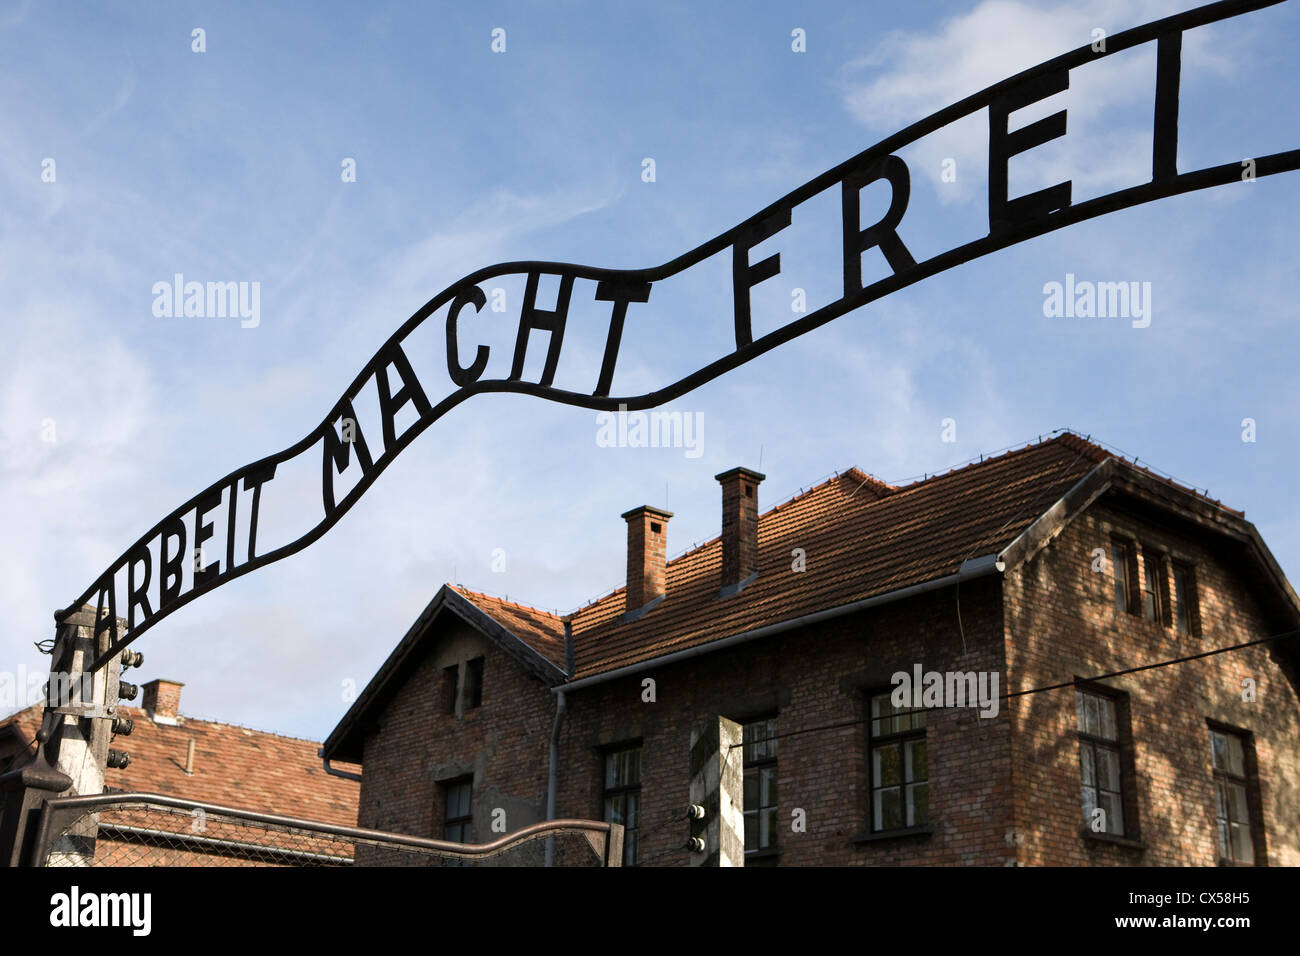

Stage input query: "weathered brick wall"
[
  {"left": 554, "top": 577, "right": 1011, "bottom": 866},
  {"left": 354, "top": 619, "right": 554, "bottom": 864},
  {"left": 351, "top": 496, "right": 1299, "bottom": 868},
  {"left": 1005, "top": 501, "right": 1300, "bottom": 866}
]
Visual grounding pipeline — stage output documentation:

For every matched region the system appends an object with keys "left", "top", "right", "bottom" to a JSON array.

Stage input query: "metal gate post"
[{"left": 0, "top": 605, "right": 128, "bottom": 866}]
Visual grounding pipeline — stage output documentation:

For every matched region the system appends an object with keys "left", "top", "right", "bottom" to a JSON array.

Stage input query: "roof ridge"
[
  {"left": 886, "top": 431, "right": 1111, "bottom": 490},
  {"left": 500, "top": 431, "right": 1239, "bottom": 628},
  {"left": 2, "top": 701, "right": 339, "bottom": 750},
  {"left": 572, "top": 446, "right": 1064, "bottom": 622},
  {"left": 450, "top": 585, "right": 564, "bottom": 619},
  {"left": 115, "top": 706, "right": 337, "bottom": 747},
  {"left": 838, "top": 466, "right": 897, "bottom": 492},
  {"left": 570, "top": 471, "right": 885, "bottom": 621},
  {"left": 884, "top": 430, "right": 1239, "bottom": 515},
  {"left": 760, "top": 468, "right": 887, "bottom": 518}
]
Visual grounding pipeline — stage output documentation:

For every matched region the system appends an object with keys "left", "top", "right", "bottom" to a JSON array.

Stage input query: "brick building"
[
  {"left": 1, "top": 678, "right": 360, "bottom": 865},
  {"left": 322, "top": 433, "right": 1300, "bottom": 866}
]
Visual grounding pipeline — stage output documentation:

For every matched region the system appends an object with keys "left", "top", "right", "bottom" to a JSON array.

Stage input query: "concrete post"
[
  {"left": 0, "top": 606, "right": 126, "bottom": 866},
  {"left": 43, "top": 606, "right": 125, "bottom": 865},
  {"left": 688, "top": 715, "right": 744, "bottom": 867}
]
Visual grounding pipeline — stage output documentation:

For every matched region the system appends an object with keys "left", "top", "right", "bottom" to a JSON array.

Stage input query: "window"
[
  {"left": 603, "top": 745, "right": 641, "bottom": 865},
  {"left": 464, "top": 657, "right": 484, "bottom": 710},
  {"left": 1110, "top": 537, "right": 1201, "bottom": 636},
  {"left": 443, "top": 658, "right": 485, "bottom": 715},
  {"left": 1140, "top": 550, "right": 1163, "bottom": 622},
  {"left": 443, "top": 777, "right": 473, "bottom": 842},
  {"left": 1210, "top": 729, "right": 1256, "bottom": 864},
  {"left": 1172, "top": 563, "right": 1199, "bottom": 636},
  {"left": 1076, "top": 689, "right": 1127, "bottom": 836},
  {"left": 1111, "top": 540, "right": 1132, "bottom": 613},
  {"left": 442, "top": 665, "right": 458, "bottom": 715},
  {"left": 743, "top": 718, "right": 778, "bottom": 856},
  {"left": 868, "top": 693, "right": 928, "bottom": 832}
]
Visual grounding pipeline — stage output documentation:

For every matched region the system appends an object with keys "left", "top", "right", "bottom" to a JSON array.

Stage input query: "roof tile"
[{"left": 0, "top": 703, "right": 359, "bottom": 826}]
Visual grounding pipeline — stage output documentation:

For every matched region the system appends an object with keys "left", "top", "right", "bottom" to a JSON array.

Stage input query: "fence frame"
[{"left": 32, "top": 791, "right": 623, "bottom": 867}]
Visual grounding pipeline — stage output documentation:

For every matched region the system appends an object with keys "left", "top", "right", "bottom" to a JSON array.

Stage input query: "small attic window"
[
  {"left": 464, "top": 657, "right": 484, "bottom": 710},
  {"left": 443, "top": 666, "right": 458, "bottom": 715}
]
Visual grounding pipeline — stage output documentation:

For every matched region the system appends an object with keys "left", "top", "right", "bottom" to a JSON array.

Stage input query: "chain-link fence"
[{"left": 35, "top": 793, "right": 621, "bottom": 867}]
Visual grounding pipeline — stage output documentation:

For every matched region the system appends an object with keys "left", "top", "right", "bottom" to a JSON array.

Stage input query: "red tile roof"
[
  {"left": 557, "top": 432, "right": 1114, "bottom": 678},
  {"left": 395, "top": 433, "right": 1248, "bottom": 686},
  {"left": 321, "top": 430, "right": 1280, "bottom": 766},
  {"left": 448, "top": 588, "right": 567, "bottom": 670},
  {"left": 0, "top": 702, "right": 359, "bottom": 827}
]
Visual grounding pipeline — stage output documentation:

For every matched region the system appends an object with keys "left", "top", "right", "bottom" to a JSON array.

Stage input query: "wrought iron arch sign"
[{"left": 66, "top": 0, "right": 1300, "bottom": 669}]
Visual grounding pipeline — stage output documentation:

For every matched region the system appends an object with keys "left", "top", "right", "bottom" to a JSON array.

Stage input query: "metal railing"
[{"left": 34, "top": 792, "right": 623, "bottom": 867}]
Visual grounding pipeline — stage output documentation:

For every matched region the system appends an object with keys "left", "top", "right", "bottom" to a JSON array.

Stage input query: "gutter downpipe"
[
  {"left": 545, "top": 620, "right": 574, "bottom": 866},
  {"left": 320, "top": 752, "right": 363, "bottom": 783},
  {"left": 552, "top": 553, "right": 1006, "bottom": 695}
]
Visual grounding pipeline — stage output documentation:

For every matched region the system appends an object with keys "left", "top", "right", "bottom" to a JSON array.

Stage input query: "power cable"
[{"left": 722, "top": 627, "right": 1300, "bottom": 754}]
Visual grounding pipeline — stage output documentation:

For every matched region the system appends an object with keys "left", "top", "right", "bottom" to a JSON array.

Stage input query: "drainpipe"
[
  {"left": 320, "top": 751, "right": 363, "bottom": 783},
  {"left": 545, "top": 620, "right": 574, "bottom": 866},
  {"left": 544, "top": 691, "right": 568, "bottom": 866}
]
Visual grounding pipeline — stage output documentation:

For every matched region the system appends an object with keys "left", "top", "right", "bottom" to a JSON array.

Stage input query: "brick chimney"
[
  {"left": 622, "top": 505, "right": 672, "bottom": 616},
  {"left": 142, "top": 678, "right": 184, "bottom": 725},
  {"left": 717, "top": 467, "right": 765, "bottom": 595}
]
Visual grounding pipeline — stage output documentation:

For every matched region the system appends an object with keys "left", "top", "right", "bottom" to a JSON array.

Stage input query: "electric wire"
[
  {"left": 721, "top": 626, "right": 1300, "bottom": 756},
  {"left": 613, "top": 627, "right": 1299, "bottom": 864}
]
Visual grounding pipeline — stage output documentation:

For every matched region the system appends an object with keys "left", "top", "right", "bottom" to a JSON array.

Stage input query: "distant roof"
[{"left": 0, "top": 703, "right": 359, "bottom": 827}]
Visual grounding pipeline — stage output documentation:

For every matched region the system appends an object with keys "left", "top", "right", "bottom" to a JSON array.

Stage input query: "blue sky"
[{"left": 2, "top": 0, "right": 1297, "bottom": 740}]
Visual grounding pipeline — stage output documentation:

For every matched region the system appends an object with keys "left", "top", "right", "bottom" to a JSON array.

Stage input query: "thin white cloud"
[
  {"left": 382, "top": 174, "right": 626, "bottom": 308},
  {"left": 84, "top": 57, "right": 136, "bottom": 137},
  {"left": 840, "top": 0, "right": 1233, "bottom": 203}
]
